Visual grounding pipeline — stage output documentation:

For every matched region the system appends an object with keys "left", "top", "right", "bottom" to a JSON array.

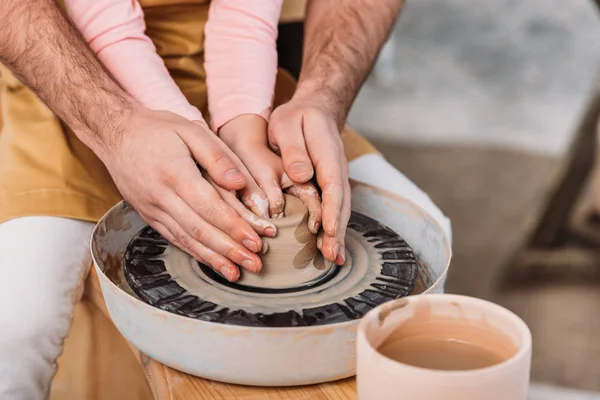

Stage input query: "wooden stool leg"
[
  {"left": 499, "top": 74, "right": 600, "bottom": 288},
  {"left": 592, "top": 122, "right": 600, "bottom": 215},
  {"left": 528, "top": 79, "right": 600, "bottom": 248}
]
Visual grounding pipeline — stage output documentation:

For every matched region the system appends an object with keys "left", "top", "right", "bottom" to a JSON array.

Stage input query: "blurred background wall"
[
  {"left": 347, "top": 0, "right": 600, "bottom": 396},
  {"left": 350, "top": 0, "right": 600, "bottom": 156}
]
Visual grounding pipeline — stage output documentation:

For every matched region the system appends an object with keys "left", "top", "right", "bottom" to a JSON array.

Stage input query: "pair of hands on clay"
[
  {"left": 101, "top": 98, "right": 349, "bottom": 282},
  {"left": 219, "top": 96, "right": 351, "bottom": 269}
]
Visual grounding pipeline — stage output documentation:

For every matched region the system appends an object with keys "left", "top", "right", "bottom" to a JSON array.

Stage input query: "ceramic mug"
[{"left": 356, "top": 294, "right": 532, "bottom": 400}]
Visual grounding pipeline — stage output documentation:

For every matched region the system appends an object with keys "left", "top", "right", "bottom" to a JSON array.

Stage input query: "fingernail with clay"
[
  {"left": 331, "top": 218, "right": 339, "bottom": 236},
  {"left": 225, "top": 168, "right": 244, "bottom": 182},
  {"left": 338, "top": 244, "right": 346, "bottom": 264},
  {"left": 241, "top": 259, "right": 259, "bottom": 273},
  {"left": 222, "top": 266, "right": 237, "bottom": 281},
  {"left": 242, "top": 239, "right": 260, "bottom": 253},
  {"left": 260, "top": 241, "right": 269, "bottom": 255},
  {"left": 313, "top": 221, "right": 321, "bottom": 232},
  {"left": 317, "top": 236, "right": 323, "bottom": 250},
  {"left": 265, "top": 227, "right": 277, "bottom": 237},
  {"left": 290, "top": 162, "right": 311, "bottom": 177},
  {"left": 332, "top": 243, "right": 340, "bottom": 261}
]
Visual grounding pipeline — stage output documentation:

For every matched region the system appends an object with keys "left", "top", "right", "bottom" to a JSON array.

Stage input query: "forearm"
[
  {"left": 296, "top": 0, "right": 404, "bottom": 127},
  {"left": 0, "top": 0, "right": 134, "bottom": 154},
  {"left": 65, "top": 0, "right": 203, "bottom": 122},
  {"left": 205, "top": 0, "right": 282, "bottom": 131}
]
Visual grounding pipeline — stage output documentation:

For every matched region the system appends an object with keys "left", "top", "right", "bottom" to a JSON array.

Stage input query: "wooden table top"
[{"left": 144, "top": 358, "right": 357, "bottom": 400}]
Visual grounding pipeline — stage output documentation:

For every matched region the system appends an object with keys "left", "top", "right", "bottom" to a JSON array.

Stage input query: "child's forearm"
[
  {"left": 65, "top": 0, "right": 203, "bottom": 122},
  {"left": 205, "top": 0, "right": 283, "bottom": 131}
]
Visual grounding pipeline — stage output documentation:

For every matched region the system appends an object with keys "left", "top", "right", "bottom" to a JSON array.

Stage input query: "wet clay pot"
[{"left": 238, "top": 194, "right": 330, "bottom": 289}]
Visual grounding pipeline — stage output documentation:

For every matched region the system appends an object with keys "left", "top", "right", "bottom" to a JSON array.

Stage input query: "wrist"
[
  {"left": 218, "top": 114, "right": 268, "bottom": 147},
  {"left": 292, "top": 81, "right": 348, "bottom": 129},
  {"left": 71, "top": 95, "right": 138, "bottom": 160}
]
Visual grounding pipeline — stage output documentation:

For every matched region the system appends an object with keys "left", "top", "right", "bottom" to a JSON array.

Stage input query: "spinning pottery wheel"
[
  {"left": 123, "top": 195, "right": 418, "bottom": 329},
  {"left": 91, "top": 182, "right": 451, "bottom": 387}
]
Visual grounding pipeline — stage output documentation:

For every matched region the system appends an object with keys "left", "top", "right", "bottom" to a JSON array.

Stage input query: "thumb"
[{"left": 269, "top": 117, "right": 314, "bottom": 184}]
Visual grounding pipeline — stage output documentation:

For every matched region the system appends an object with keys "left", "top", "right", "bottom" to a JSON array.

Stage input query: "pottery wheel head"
[{"left": 123, "top": 211, "right": 419, "bottom": 328}]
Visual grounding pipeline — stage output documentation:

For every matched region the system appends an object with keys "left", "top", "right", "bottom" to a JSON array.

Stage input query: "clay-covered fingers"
[
  {"left": 284, "top": 179, "right": 322, "bottom": 234},
  {"left": 212, "top": 145, "right": 272, "bottom": 219},
  {"left": 206, "top": 173, "right": 278, "bottom": 239},
  {"left": 150, "top": 213, "right": 242, "bottom": 282},
  {"left": 98, "top": 110, "right": 266, "bottom": 282},
  {"left": 186, "top": 122, "right": 270, "bottom": 219},
  {"left": 235, "top": 148, "right": 288, "bottom": 218},
  {"left": 316, "top": 230, "right": 344, "bottom": 266},
  {"left": 304, "top": 117, "right": 346, "bottom": 256},
  {"left": 156, "top": 162, "right": 265, "bottom": 281},
  {"left": 237, "top": 179, "right": 271, "bottom": 220},
  {"left": 173, "top": 163, "right": 264, "bottom": 254},
  {"left": 268, "top": 115, "right": 314, "bottom": 183},
  {"left": 322, "top": 145, "right": 351, "bottom": 265},
  {"left": 218, "top": 114, "right": 292, "bottom": 218},
  {"left": 248, "top": 170, "right": 285, "bottom": 219},
  {"left": 162, "top": 195, "right": 263, "bottom": 275},
  {"left": 314, "top": 155, "right": 349, "bottom": 265},
  {"left": 335, "top": 155, "right": 352, "bottom": 265}
]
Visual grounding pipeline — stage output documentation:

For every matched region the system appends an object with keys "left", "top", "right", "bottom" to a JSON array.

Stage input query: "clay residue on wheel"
[
  {"left": 410, "top": 257, "right": 433, "bottom": 295},
  {"left": 123, "top": 211, "right": 420, "bottom": 328}
]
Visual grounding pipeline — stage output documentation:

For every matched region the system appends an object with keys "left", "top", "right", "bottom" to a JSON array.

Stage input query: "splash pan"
[{"left": 90, "top": 180, "right": 451, "bottom": 386}]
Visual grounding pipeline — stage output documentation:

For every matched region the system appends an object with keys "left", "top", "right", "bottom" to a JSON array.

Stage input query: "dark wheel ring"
[{"left": 123, "top": 211, "right": 418, "bottom": 327}]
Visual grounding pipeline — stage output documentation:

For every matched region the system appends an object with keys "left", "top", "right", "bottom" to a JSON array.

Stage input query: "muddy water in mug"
[{"left": 357, "top": 294, "right": 531, "bottom": 400}]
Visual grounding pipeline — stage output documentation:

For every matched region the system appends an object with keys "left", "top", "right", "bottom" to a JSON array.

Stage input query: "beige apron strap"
[{"left": 280, "top": 0, "right": 306, "bottom": 23}]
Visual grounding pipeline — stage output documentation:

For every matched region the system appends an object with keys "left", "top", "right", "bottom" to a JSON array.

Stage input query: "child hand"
[{"left": 219, "top": 114, "right": 322, "bottom": 234}]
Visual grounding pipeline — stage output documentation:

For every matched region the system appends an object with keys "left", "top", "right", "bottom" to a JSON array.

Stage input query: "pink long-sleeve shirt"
[{"left": 65, "top": 0, "right": 282, "bottom": 130}]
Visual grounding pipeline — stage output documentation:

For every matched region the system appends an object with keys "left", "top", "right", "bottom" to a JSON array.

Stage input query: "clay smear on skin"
[
  {"left": 247, "top": 192, "right": 270, "bottom": 218},
  {"left": 244, "top": 210, "right": 276, "bottom": 232},
  {"left": 286, "top": 184, "right": 321, "bottom": 230},
  {"left": 271, "top": 180, "right": 285, "bottom": 218}
]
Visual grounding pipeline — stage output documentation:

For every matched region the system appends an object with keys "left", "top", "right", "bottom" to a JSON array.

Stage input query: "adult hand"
[
  {"left": 268, "top": 97, "right": 350, "bottom": 265},
  {"left": 219, "top": 114, "right": 322, "bottom": 233},
  {"left": 98, "top": 107, "right": 276, "bottom": 282},
  {"left": 192, "top": 122, "right": 272, "bottom": 220}
]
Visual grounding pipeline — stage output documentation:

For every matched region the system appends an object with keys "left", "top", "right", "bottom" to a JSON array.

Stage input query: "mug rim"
[{"left": 357, "top": 293, "right": 532, "bottom": 377}]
